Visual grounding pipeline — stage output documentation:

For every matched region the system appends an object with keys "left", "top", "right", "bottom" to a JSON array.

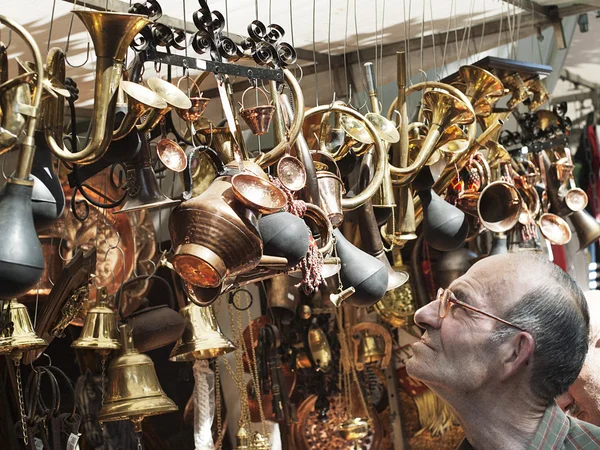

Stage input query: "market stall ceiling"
[{"left": 0, "top": 0, "right": 589, "bottom": 106}]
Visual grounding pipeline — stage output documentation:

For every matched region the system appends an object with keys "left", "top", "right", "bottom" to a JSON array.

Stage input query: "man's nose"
[{"left": 414, "top": 301, "right": 443, "bottom": 330}]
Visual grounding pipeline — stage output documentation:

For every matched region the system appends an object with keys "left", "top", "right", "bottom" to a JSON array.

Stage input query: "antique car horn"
[
  {"left": 44, "top": 11, "right": 151, "bottom": 164},
  {"left": 71, "top": 286, "right": 120, "bottom": 356},
  {"left": 0, "top": 15, "right": 45, "bottom": 299},
  {"left": 169, "top": 303, "right": 235, "bottom": 362},
  {"left": 98, "top": 323, "right": 178, "bottom": 431},
  {"left": 114, "top": 131, "right": 179, "bottom": 214},
  {"left": 333, "top": 228, "right": 388, "bottom": 307}
]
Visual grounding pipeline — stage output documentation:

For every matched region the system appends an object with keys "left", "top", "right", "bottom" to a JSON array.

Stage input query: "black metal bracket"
[{"left": 142, "top": 48, "right": 284, "bottom": 82}]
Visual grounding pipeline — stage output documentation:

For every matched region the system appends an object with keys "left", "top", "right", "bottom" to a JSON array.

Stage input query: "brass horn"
[
  {"left": 44, "top": 11, "right": 151, "bottom": 164},
  {"left": 525, "top": 76, "right": 550, "bottom": 111},
  {"left": 0, "top": 72, "right": 33, "bottom": 154},
  {"left": 458, "top": 65, "right": 505, "bottom": 117},
  {"left": 112, "top": 80, "right": 168, "bottom": 140}
]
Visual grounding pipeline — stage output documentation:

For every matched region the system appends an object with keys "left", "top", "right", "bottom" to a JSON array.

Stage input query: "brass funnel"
[
  {"left": 365, "top": 112, "right": 400, "bottom": 144},
  {"left": 570, "top": 209, "right": 600, "bottom": 251},
  {"left": 113, "top": 80, "right": 168, "bottom": 139}
]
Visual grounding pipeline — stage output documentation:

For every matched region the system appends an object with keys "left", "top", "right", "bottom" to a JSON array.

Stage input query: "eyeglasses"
[{"left": 436, "top": 288, "right": 527, "bottom": 332}]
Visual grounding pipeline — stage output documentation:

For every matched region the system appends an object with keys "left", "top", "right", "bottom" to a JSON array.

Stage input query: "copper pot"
[{"left": 169, "top": 177, "right": 263, "bottom": 288}]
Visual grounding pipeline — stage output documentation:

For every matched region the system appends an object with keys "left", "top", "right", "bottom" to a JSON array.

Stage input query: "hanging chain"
[
  {"left": 244, "top": 308, "right": 268, "bottom": 437},
  {"left": 15, "top": 360, "right": 28, "bottom": 446},
  {"left": 215, "top": 360, "right": 223, "bottom": 449},
  {"left": 136, "top": 432, "right": 143, "bottom": 450},
  {"left": 101, "top": 356, "right": 107, "bottom": 406}
]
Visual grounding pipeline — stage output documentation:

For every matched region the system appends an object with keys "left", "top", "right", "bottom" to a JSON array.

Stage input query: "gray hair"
[{"left": 490, "top": 254, "right": 590, "bottom": 404}]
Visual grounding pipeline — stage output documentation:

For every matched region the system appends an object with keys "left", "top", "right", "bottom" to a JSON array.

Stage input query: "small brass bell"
[
  {"left": 0, "top": 299, "right": 47, "bottom": 360},
  {"left": 357, "top": 334, "right": 384, "bottom": 366},
  {"left": 239, "top": 86, "right": 275, "bottom": 136},
  {"left": 71, "top": 287, "right": 121, "bottom": 356},
  {"left": 338, "top": 417, "right": 369, "bottom": 441},
  {"left": 236, "top": 426, "right": 251, "bottom": 450},
  {"left": 169, "top": 303, "right": 235, "bottom": 362},
  {"left": 98, "top": 323, "right": 178, "bottom": 431}
]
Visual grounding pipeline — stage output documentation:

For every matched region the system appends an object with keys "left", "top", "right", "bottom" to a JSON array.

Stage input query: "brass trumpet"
[{"left": 44, "top": 11, "right": 151, "bottom": 164}]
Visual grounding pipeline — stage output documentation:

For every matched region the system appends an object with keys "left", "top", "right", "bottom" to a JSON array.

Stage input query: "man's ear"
[{"left": 499, "top": 332, "right": 535, "bottom": 381}]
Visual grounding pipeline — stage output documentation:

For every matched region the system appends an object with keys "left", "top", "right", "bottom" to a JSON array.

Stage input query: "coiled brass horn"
[{"left": 44, "top": 11, "right": 151, "bottom": 164}]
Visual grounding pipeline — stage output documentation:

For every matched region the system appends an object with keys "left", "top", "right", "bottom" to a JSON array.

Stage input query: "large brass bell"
[
  {"left": 71, "top": 287, "right": 120, "bottom": 356},
  {"left": 98, "top": 323, "right": 178, "bottom": 431},
  {"left": 169, "top": 303, "right": 235, "bottom": 362},
  {"left": 0, "top": 299, "right": 47, "bottom": 359},
  {"left": 239, "top": 86, "right": 275, "bottom": 136}
]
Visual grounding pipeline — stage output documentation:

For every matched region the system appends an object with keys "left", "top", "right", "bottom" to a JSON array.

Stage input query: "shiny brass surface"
[
  {"left": 374, "top": 263, "right": 416, "bottom": 327},
  {"left": 45, "top": 11, "right": 150, "bottom": 164},
  {"left": 305, "top": 104, "right": 387, "bottom": 211},
  {"left": 15, "top": 57, "right": 70, "bottom": 99},
  {"left": 351, "top": 322, "right": 392, "bottom": 371},
  {"left": 458, "top": 65, "right": 505, "bottom": 117},
  {"left": 437, "top": 124, "right": 469, "bottom": 154},
  {"left": 112, "top": 80, "right": 167, "bottom": 139},
  {"left": 570, "top": 209, "right": 600, "bottom": 251},
  {"left": 477, "top": 181, "right": 522, "bottom": 233},
  {"left": 169, "top": 303, "right": 235, "bottom": 361},
  {"left": 339, "top": 417, "right": 370, "bottom": 441},
  {"left": 156, "top": 138, "right": 187, "bottom": 172},
  {"left": 536, "top": 109, "right": 560, "bottom": 131},
  {"left": 231, "top": 173, "right": 287, "bottom": 214},
  {"left": 0, "top": 73, "right": 32, "bottom": 154},
  {"left": 142, "top": 77, "right": 192, "bottom": 133},
  {"left": 365, "top": 112, "right": 400, "bottom": 144},
  {"left": 277, "top": 154, "right": 307, "bottom": 191},
  {"left": 502, "top": 73, "right": 530, "bottom": 110},
  {"left": 485, "top": 140, "right": 511, "bottom": 168},
  {"left": 195, "top": 124, "right": 235, "bottom": 164},
  {"left": 539, "top": 213, "right": 572, "bottom": 245},
  {"left": 169, "top": 177, "right": 263, "bottom": 288},
  {"left": 176, "top": 96, "right": 209, "bottom": 123},
  {"left": 526, "top": 77, "right": 550, "bottom": 111},
  {"left": 0, "top": 300, "right": 47, "bottom": 358},
  {"left": 98, "top": 323, "right": 178, "bottom": 431},
  {"left": 317, "top": 171, "right": 345, "bottom": 228},
  {"left": 296, "top": 324, "right": 333, "bottom": 372},
  {"left": 71, "top": 287, "right": 120, "bottom": 354}
]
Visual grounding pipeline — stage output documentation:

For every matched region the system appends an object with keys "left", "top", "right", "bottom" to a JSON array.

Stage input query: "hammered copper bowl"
[
  {"left": 539, "top": 213, "right": 572, "bottom": 245},
  {"left": 231, "top": 173, "right": 287, "bottom": 215}
]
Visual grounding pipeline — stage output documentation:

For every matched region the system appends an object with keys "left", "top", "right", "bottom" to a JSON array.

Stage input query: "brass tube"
[
  {"left": 269, "top": 79, "right": 287, "bottom": 145},
  {"left": 413, "top": 120, "right": 502, "bottom": 224},
  {"left": 304, "top": 104, "right": 386, "bottom": 211},
  {"left": 0, "top": 15, "right": 44, "bottom": 181}
]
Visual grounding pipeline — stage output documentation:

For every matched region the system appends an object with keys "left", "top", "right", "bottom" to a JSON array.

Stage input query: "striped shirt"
[{"left": 457, "top": 404, "right": 600, "bottom": 450}]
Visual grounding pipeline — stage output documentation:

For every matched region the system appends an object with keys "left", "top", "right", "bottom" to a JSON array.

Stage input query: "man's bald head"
[{"left": 484, "top": 253, "right": 590, "bottom": 403}]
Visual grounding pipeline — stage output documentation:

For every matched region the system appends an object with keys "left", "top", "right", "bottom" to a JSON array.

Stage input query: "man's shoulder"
[{"left": 564, "top": 416, "right": 600, "bottom": 449}]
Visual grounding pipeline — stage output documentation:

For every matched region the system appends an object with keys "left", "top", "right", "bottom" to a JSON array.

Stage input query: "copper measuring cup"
[{"left": 238, "top": 86, "right": 275, "bottom": 136}]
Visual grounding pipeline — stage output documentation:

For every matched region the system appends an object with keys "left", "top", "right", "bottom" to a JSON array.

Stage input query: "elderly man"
[
  {"left": 559, "top": 290, "right": 600, "bottom": 425},
  {"left": 406, "top": 253, "right": 600, "bottom": 449}
]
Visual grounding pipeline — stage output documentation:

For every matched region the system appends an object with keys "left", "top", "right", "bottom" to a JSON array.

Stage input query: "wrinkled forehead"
[{"left": 451, "top": 254, "right": 542, "bottom": 310}]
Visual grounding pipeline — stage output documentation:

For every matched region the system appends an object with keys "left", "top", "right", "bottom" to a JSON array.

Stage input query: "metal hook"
[
  {"left": 418, "top": 69, "right": 428, "bottom": 83},
  {"left": 102, "top": 245, "right": 127, "bottom": 291},
  {"left": 391, "top": 109, "right": 402, "bottom": 130},
  {"left": 1, "top": 154, "right": 10, "bottom": 181},
  {"left": 294, "top": 63, "right": 304, "bottom": 84},
  {"left": 208, "top": 122, "right": 214, "bottom": 148},
  {"left": 64, "top": 15, "right": 91, "bottom": 68}
]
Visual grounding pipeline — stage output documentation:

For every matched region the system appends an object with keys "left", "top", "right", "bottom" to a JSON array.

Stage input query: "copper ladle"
[
  {"left": 156, "top": 138, "right": 187, "bottom": 172},
  {"left": 231, "top": 172, "right": 287, "bottom": 214},
  {"left": 277, "top": 143, "right": 307, "bottom": 191}
]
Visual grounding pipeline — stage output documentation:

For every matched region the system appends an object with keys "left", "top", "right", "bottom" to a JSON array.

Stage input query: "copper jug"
[{"left": 169, "top": 177, "right": 263, "bottom": 288}]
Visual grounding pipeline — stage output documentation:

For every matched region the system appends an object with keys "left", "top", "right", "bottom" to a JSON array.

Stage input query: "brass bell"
[
  {"left": 71, "top": 287, "right": 121, "bottom": 356},
  {"left": 98, "top": 323, "right": 178, "bottom": 431},
  {"left": 169, "top": 303, "right": 235, "bottom": 362},
  {"left": 239, "top": 86, "right": 275, "bottom": 136},
  {"left": 0, "top": 299, "right": 47, "bottom": 360},
  {"left": 251, "top": 432, "right": 272, "bottom": 450},
  {"left": 351, "top": 322, "right": 392, "bottom": 371}
]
